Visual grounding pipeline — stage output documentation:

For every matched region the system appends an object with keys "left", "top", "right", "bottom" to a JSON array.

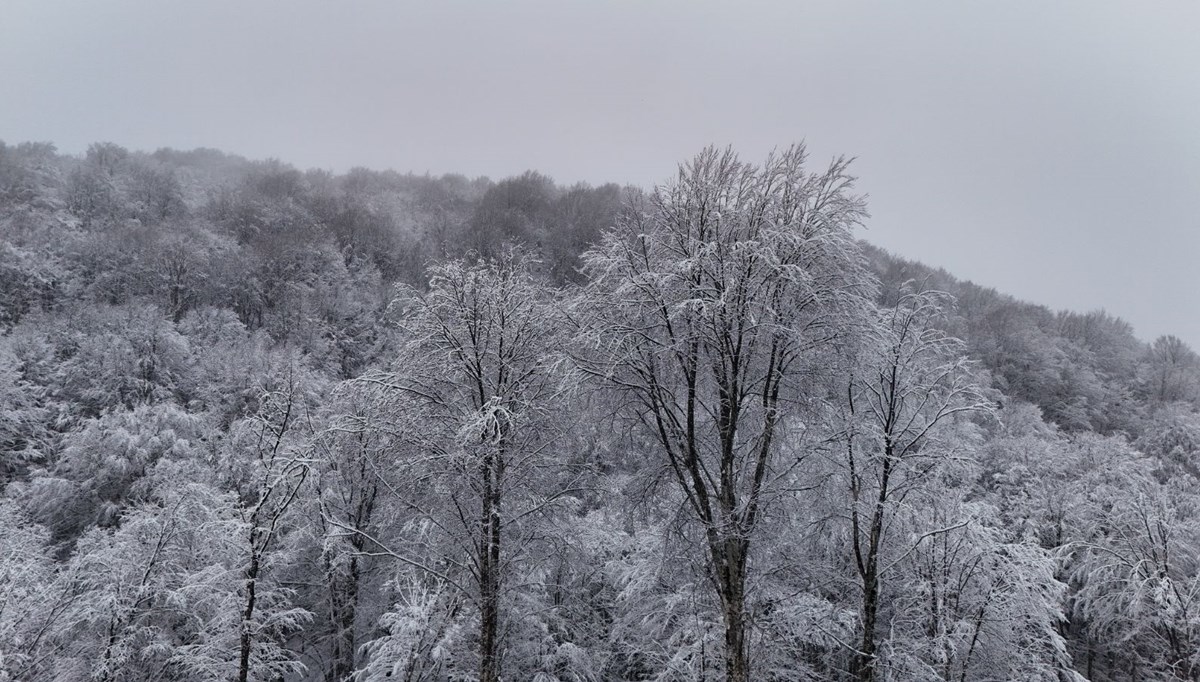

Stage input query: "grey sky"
[{"left": 3, "top": 1, "right": 1198, "bottom": 347}]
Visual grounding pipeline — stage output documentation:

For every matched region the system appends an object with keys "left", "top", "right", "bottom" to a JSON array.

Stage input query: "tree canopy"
[{"left": 0, "top": 140, "right": 1196, "bottom": 682}]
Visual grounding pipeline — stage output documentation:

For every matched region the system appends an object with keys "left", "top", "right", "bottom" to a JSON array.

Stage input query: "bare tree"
[
  {"left": 357, "top": 250, "right": 572, "bottom": 682},
  {"left": 1147, "top": 334, "right": 1200, "bottom": 404},
  {"left": 578, "top": 145, "right": 873, "bottom": 682},
  {"left": 309, "top": 389, "right": 395, "bottom": 682},
  {"left": 842, "top": 286, "right": 990, "bottom": 682},
  {"left": 231, "top": 362, "right": 316, "bottom": 682}
]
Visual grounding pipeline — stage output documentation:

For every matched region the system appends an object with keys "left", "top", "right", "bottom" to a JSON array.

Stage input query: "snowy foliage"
[{"left": 0, "top": 140, "right": 1197, "bottom": 681}]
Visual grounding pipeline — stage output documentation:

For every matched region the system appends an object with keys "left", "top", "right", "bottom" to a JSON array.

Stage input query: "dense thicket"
[{"left": 1, "top": 140, "right": 1198, "bottom": 681}]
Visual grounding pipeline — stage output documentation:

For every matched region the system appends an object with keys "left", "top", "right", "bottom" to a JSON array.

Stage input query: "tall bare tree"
[
  {"left": 578, "top": 146, "right": 873, "bottom": 682},
  {"left": 358, "top": 250, "right": 571, "bottom": 682},
  {"left": 230, "top": 361, "right": 317, "bottom": 682},
  {"left": 842, "top": 286, "right": 990, "bottom": 682},
  {"left": 310, "top": 395, "right": 388, "bottom": 682}
]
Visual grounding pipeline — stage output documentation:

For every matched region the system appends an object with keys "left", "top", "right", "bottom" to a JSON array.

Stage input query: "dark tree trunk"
[
  {"left": 326, "top": 480, "right": 375, "bottom": 682},
  {"left": 854, "top": 454, "right": 893, "bottom": 682},
  {"left": 326, "top": 554, "right": 360, "bottom": 682},
  {"left": 237, "top": 547, "right": 260, "bottom": 682},
  {"left": 856, "top": 561, "right": 881, "bottom": 682},
  {"left": 716, "top": 539, "right": 750, "bottom": 682},
  {"left": 478, "top": 450, "right": 502, "bottom": 682}
]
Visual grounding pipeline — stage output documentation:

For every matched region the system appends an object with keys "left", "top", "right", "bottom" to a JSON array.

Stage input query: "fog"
[{"left": 3, "top": 0, "right": 1197, "bottom": 344}]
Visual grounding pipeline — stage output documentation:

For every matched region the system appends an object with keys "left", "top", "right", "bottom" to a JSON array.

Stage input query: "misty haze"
[{"left": 2, "top": 3, "right": 1200, "bottom": 682}]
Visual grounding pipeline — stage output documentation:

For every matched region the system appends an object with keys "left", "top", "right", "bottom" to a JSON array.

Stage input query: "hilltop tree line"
[{"left": 1, "top": 139, "right": 1199, "bottom": 681}]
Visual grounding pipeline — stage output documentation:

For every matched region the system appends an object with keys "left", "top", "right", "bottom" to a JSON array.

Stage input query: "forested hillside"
[{"left": 1, "top": 140, "right": 1198, "bottom": 682}]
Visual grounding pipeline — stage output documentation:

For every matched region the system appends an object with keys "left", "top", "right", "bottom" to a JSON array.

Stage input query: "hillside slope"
[{"left": 2, "top": 140, "right": 1198, "bottom": 682}]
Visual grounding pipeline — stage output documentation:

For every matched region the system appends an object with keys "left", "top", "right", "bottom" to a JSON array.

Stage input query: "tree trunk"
[
  {"left": 478, "top": 452, "right": 502, "bottom": 682},
  {"left": 237, "top": 549, "right": 260, "bottom": 682},
  {"left": 854, "top": 455, "right": 893, "bottom": 682},
  {"left": 327, "top": 481, "right": 374, "bottom": 682},
  {"left": 856, "top": 561, "right": 880, "bottom": 682},
  {"left": 326, "top": 554, "right": 360, "bottom": 682},
  {"left": 715, "top": 538, "right": 750, "bottom": 682},
  {"left": 721, "top": 585, "right": 749, "bottom": 682}
]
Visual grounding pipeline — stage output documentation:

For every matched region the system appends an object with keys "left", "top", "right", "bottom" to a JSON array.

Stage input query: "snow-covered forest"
[{"left": 3, "top": 139, "right": 1200, "bottom": 682}]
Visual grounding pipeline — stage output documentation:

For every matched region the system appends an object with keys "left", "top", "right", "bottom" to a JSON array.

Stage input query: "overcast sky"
[{"left": 3, "top": 1, "right": 1198, "bottom": 346}]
